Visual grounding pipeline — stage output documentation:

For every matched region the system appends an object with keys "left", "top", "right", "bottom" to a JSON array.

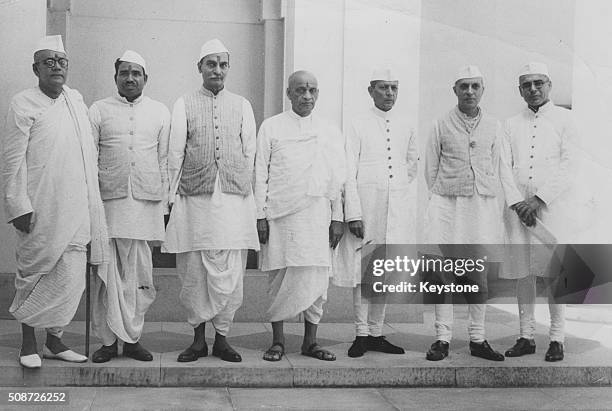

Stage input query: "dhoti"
[
  {"left": 262, "top": 197, "right": 332, "bottom": 324},
  {"left": 267, "top": 267, "right": 329, "bottom": 324},
  {"left": 176, "top": 249, "right": 247, "bottom": 335},
  {"left": 10, "top": 244, "right": 87, "bottom": 337},
  {"left": 92, "top": 239, "right": 156, "bottom": 345}
]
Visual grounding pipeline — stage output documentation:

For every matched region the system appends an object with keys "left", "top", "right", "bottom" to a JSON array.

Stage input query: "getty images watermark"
[
  {"left": 359, "top": 244, "right": 612, "bottom": 304},
  {"left": 371, "top": 254, "right": 486, "bottom": 294}
]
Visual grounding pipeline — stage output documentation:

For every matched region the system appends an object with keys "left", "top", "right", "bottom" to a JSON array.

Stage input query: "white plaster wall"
[
  {"left": 284, "top": 0, "right": 345, "bottom": 127},
  {"left": 419, "top": 0, "right": 575, "bottom": 129},
  {"left": 572, "top": 0, "right": 612, "bottom": 242},
  {"left": 341, "top": 0, "right": 421, "bottom": 130},
  {"left": 65, "top": 0, "right": 266, "bottom": 125},
  {"left": 0, "top": 0, "right": 47, "bottom": 273}
]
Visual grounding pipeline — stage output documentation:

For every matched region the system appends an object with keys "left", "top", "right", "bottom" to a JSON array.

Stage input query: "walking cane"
[{"left": 85, "top": 263, "right": 91, "bottom": 358}]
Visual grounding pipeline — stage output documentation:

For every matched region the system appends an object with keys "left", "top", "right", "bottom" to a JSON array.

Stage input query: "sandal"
[
  {"left": 301, "top": 343, "right": 336, "bottom": 361},
  {"left": 263, "top": 342, "right": 285, "bottom": 362}
]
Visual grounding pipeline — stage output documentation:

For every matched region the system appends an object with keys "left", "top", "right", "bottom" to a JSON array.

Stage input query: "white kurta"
[
  {"left": 424, "top": 108, "right": 503, "bottom": 245},
  {"left": 162, "top": 96, "right": 259, "bottom": 252},
  {"left": 2, "top": 86, "right": 107, "bottom": 327},
  {"left": 254, "top": 110, "right": 345, "bottom": 270},
  {"left": 500, "top": 101, "right": 579, "bottom": 278},
  {"left": 333, "top": 106, "right": 418, "bottom": 287},
  {"left": 89, "top": 94, "right": 170, "bottom": 241}
]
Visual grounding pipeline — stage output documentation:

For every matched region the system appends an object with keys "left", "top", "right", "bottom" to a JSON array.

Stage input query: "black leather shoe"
[
  {"left": 177, "top": 344, "right": 208, "bottom": 362},
  {"left": 545, "top": 341, "right": 564, "bottom": 362},
  {"left": 505, "top": 337, "right": 536, "bottom": 357},
  {"left": 348, "top": 336, "right": 368, "bottom": 358},
  {"left": 367, "top": 335, "right": 405, "bottom": 354},
  {"left": 426, "top": 340, "right": 449, "bottom": 361},
  {"left": 470, "top": 340, "right": 505, "bottom": 361},
  {"left": 212, "top": 343, "right": 242, "bottom": 363},
  {"left": 123, "top": 342, "right": 153, "bottom": 361},
  {"left": 92, "top": 341, "right": 118, "bottom": 363}
]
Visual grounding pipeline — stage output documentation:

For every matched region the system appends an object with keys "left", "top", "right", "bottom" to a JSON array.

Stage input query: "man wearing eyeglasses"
[
  {"left": 255, "top": 71, "right": 345, "bottom": 362},
  {"left": 499, "top": 62, "right": 578, "bottom": 362},
  {"left": 332, "top": 69, "right": 416, "bottom": 358},
  {"left": 88, "top": 50, "right": 170, "bottom": 363},
  {"left": 1, "top": 35, "right": 108, "bottom": 368},
  {"left": 163, "top": 39, "right": 259, "bottom": 363}
]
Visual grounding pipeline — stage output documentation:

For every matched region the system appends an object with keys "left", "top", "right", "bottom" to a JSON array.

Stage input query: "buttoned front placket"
[
  {"left": 385, "top": 118, "right": 394, "bottom": 181},
  {"left": 128, "top": 101, "right": 136, "bottom": 169},
  {"left": 213, "top": 94, "right": 221, "bottom": 162},
  {"left": 527, "top": 111, "right": 538, "bottom": 195}
]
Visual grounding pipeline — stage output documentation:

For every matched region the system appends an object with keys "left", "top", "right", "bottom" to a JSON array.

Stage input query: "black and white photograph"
[{"left": 0, "top": 0, "right": 611, "bottom": 409}]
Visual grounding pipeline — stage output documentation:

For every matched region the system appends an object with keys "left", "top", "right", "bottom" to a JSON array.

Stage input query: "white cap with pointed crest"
[
  {"left": 118, "top": 50, "right": 147, "bottom": 72},
  {"left": 34, "top": 35, "right": 65, "bottom": 55},
  {"left": 518, "top": 62, "right": 550, "bottom": 79},
  {"left": 454, "top": 65, "right": 484, "bottom": 83},
  {"left": 370, "top": 68, "right": 397, "bottom": 82},
  {"left": 199, "top": 39, "right": 229, "bottom": 61}
]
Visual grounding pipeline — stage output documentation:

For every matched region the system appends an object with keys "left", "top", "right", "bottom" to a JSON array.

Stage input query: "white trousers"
[
  {"left": 434, "top": 303, "right": 486, "bottom": 343},
  {"left": 177, "top": 249, "right": 247, "bottom": 336},
  {"left": 517, "top": 275, "right": 565, "bottom": 342},
  {"left": 353, "top": 285, "right": 386, "bottom": 337}
]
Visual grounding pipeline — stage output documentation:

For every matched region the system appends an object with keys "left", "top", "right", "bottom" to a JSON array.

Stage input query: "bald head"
[
  {"left": 288, "top": 70, "right": 317, "bottom": 88},
  {"left": 287, "top": 70, "right": 319, "bottom": 117}
]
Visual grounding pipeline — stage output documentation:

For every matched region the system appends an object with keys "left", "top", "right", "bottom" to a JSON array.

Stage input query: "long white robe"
[
  {"left": 2, "top": 86, "right": 108, "bottom": 328},
  {"left": 500, "top": 101, "right": 579, "bottom": 278},
  {"left": 333, "top": 106, "right": 418, "bottom": 287}
]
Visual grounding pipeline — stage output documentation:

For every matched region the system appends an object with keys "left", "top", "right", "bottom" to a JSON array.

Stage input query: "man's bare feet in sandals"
[
  {"left": 301, "top": 342, "right": 336, "bottom": 361},
  {"left": 263, "top": 342, "right": 285, "bottom": 361}
]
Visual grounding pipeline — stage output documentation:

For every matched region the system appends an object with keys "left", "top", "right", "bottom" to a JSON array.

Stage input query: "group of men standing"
[{"left": 1, "top": 35, "right": 575, "bottom": 369}]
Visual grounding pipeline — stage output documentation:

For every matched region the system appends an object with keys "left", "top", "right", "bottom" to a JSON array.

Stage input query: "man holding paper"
[{"left": 500, "top": 62, "right": 578, "bottom": 362}]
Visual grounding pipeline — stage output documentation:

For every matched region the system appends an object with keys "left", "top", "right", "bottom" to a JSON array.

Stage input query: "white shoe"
[
  {"left": 42, "top": 345, "right": 88, "bottom": 363},
  {"left": 19, "top": 350, "right": 42, "bottom": 369}
]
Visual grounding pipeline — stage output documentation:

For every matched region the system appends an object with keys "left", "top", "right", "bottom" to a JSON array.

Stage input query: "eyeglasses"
[
  {"left": 37, "top": 58, "right": 69, "bottom": 69},
  {"left": 520, "top": 80, "right": 548, "bottom": 91}
]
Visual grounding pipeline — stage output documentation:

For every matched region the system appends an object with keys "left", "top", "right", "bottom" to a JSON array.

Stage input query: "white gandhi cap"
[
  {"left": 454, "top": 65, "right": 484, "bottom": 83},
  {"left": 199, "top": 39, "right": 229, "bottom": 61},
  {"left": 34, "top": 35, "right": 65, "bottom": 55},
  {"left": 118, "top": 50, "right": 147, "bottom": 72},
  {"left": 370, "top": 68, "right": 397, "bottom": 82},
  {"left": 518, "top": 62, "right": 550, "bottom": 80}
]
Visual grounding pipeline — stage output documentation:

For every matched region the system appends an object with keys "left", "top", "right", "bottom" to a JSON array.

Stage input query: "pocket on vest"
[
  {"left": 221, "top": 160, "right": 251, "bottom": 195},
  {"left": 132, "top": 169, "right": 163, "bottom": 201},
  {"left": 98, "top": 160, "right": 128, "bottom": 200}
]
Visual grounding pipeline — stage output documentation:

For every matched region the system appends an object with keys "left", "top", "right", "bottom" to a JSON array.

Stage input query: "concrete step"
[{"left": 0, "top": 306, "right": 610, "bottom": 388}]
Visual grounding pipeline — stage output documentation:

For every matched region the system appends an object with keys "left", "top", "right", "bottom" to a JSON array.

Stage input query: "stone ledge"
[{"left": 2, "top": 363, "right": 610, "bottom": 388}]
